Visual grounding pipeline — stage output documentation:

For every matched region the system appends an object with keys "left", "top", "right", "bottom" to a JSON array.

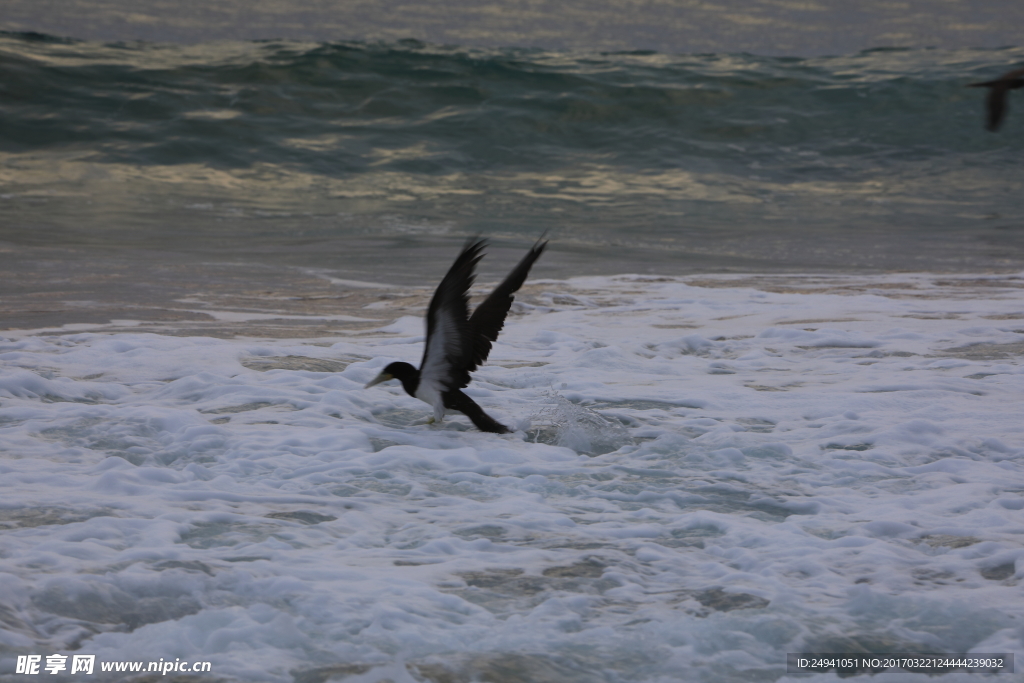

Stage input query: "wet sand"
[{"left": 3, "top": 244, "right": 1023, "bottom": 340}]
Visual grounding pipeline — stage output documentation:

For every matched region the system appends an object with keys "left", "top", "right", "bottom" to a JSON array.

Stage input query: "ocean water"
[
  {"left": 2, "top": 22, "right": 1024, "bottom": 683},
  {"left": 1, "top": 274, "right": 1024, "bottom": 683},
  {"left": 4, "top": 0, "right": 1024, "bottom": 56},
  {"left": 2, "top": 32, "right": 1024, "bottom": 293}
]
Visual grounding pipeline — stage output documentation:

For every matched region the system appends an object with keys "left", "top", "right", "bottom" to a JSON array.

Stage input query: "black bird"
[
  {"left": 364, "top": 236, "right": 547, "bottom": 433},
  {"left": 969, "top": 67, "right": 1024, "bottom": 131}
]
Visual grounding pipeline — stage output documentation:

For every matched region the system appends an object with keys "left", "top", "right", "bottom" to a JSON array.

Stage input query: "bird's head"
[{"left": 364, "top": 361, "right": 418, "bottom": 389}]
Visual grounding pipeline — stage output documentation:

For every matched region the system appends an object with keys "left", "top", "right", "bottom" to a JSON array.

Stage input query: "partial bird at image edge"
[{"left": 969, "top": 66, "right": 1024, "bottom": 131}]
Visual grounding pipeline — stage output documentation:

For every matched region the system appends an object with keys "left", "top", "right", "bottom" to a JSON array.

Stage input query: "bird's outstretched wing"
[
  {"left": 459, "top": 236, "right": 547, "bottom": 384},
  {"left": 1000, "top": 67, "right": 1024, "bottom": 82},
  {"left": 419, "top": 238, "right": 485, "bottom": 395}
]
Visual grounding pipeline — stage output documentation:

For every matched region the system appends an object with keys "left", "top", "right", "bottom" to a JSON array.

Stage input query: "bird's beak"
[{"left": 364, "top": 372, "right": 394, "bottom": 389}]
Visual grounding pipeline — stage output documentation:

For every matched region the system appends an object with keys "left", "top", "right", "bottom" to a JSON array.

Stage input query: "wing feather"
[
  {"left": 419, "top": 238, "right": 484, "bottom": 393},
  {"left": 1000, "top": 67, "right": 1024, "bottom": 82},
  {"left": 462, "top": 237, "right": 547, "bottom": 381}
]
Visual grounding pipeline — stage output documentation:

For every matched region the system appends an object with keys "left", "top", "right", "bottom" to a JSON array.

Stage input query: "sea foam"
[{"left": 0, "top": 274, "right": 1022, "bottom": 682}]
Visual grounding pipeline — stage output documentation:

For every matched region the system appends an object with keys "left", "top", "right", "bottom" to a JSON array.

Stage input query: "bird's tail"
[{"left": 446, "top": 390, "right": 510, "bottom": 434}]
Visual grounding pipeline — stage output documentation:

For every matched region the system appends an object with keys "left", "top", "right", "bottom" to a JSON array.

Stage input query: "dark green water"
[{"left": 2, "top": 32, "right": 1023, "bottom": 284}]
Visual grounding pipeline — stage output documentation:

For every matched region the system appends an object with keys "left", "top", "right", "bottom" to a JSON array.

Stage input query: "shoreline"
[{"left": 3, "top": 266, "right": 1022, "bottom": 339}]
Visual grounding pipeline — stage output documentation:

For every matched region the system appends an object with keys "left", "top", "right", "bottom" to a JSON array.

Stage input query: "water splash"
[{"left": 528, "top": 392, "right": 632, "bottom": 456}]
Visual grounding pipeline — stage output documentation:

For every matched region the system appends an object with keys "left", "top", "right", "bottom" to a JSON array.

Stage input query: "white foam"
[{"left": 0, "top": 274, "right": 1022, "bottom": 681}]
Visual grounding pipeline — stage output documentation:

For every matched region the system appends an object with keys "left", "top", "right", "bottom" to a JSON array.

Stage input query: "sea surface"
[
  {"left": 4, "top": 0, "right": 1024, "bottom": 57},
  {"left": 2, "top": 32, "right": 1024, "bottom": 296},
  {"left": 2, "top": 23, "right": 1024, "bottom": 683}
]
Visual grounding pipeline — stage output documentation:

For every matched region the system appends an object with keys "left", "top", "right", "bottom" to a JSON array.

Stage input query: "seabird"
[
  {"left": 364, "top": 236, "right": 547, "bottom": 433},
  {"left": 969, "top": 67, "right": 1024, "bottom": 131}
]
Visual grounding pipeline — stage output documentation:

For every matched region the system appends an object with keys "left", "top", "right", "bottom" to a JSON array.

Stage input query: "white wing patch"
[{"left": 416, "top": 304, "right": 463, "bottom": 422}]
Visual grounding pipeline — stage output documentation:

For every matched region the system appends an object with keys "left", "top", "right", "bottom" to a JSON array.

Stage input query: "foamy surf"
[{"left": 0, "top": 274, "right": 1022, "bottom": 682}]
